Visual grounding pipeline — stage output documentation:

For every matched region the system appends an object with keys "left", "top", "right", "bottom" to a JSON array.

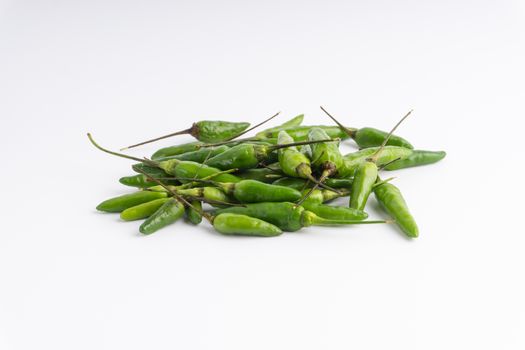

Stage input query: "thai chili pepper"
[
  {"left": 255, "top": 125, "right": 351, "bottom": 141},
  {"left": 122, "top": 111, "right": 280, "bottom": 150},
  {"left": 120, "top": 197, "right": 170, "bottom": 221},
  {"left": 338, "top": 146, "right": 413, "bottom": 177},
  {"left": 297, "top": 188, "right": 365, "bottom": 220},
  {"left": 215, "top": 202, "right": 385, "bottom": 232},
  {"left": 256, "top": 114, "right": 304, "bottom": 136},
  {"left": 133, "top": 166, "right": 283, "bottom": 237},
  {"left": 119, "top": 164, "right": 176, "bottom": 188},
  {"left": 203, "top": 138, "right": 337, "bottom": 171},
  {"left": 213, "top": 213, "right": 283, "bottom": 237},
  {"left": 87, "top": 134, "right": 242, "bottom": 183},
  {"left": 151, "top": 141, "right": 204, "bottom": 160},
  {"left": 349, "top": 110, "right": 413, "bottom": 211},
  {"left": 156, "top": 145, "right": 230, "bottom": 163},
  {"left": 384, "top": 150, "right": 446, "bottom": 171},
  {"left": 122, "top": 120, "right": 250, "bottom": 150},
  {"left": 374, "top": 180, "right": 418, "bottom": 238},
  {"left": 236, "top": 168, "right": 282, "bottom": 183},
  {"left": 185, "top": 179, "right": 303, "bottom": 203},
  {"left": 96, "top": 191, "right": 168, "bottom": 213},
  {"left": 320, "top": 106, "right": 414, "bottom": 149},
  {"left": 140, "top": 198, "right": 186, "bottom": 235},
  {"left": 186, "top": 200, "right": 203, "bottom": 225}
]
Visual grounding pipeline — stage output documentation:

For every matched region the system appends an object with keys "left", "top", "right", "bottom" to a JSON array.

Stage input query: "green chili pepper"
[
  {"left": 96, "top": 191, "right": 168, "bottom": 213},
  {"left": 302, "top": 203, "right": 368, "bottom": 221},
  {"left": 339, "top": 146, "right": 413, "bottom": 177},
  {"left": 236, "top": 168, "right": 282, "bottom": 183},
  {"left": 186, "top": 200, "right": 203, "bottom": 225},
  {"left": 384, "top": 150, "right": 446, "bottom": 171},
  {"left": 204, "top": 138, "right": 336, "bottom": 171},
  {"left": 151, "top": 141, "right": 204, "bottom": 160},
  {"left": 349, "top": 161, "right": 378, "bottom": 211},
  {"left": 119, "top": 164, "right": 175, "bottom": 188},
  {"left": 139, "top": 199, "right": 185, "bottom": 234},
  {"left": 256, "top": 125, "right": 351, "bottom": 141},
  {"left": 320, "top": 106, "right": 414, "bottom": 149},
  {"left": 120, "top": 197, "right": 170, "bottom": 221},
  {"left": 374, "top": 181, "right": 418, "bottom": 237},
  {"left": 156, "top": 145, "right": 230, "bottom": 163},
  {"left": 257, "top": 114, "right": 304, "bottom": 135},
  {"left": 213, "top": 213, "right": 283, "bottom": 237},
  {"left": 122, "top": 120, "right": 250, "bottom": 151},
  {"left": 348, "top": 110, "right": 413, "bottom": 211},
  {"left": 213, "top": 179, "right": 302, "bottom": 203},
  {"left": 216, "top": 202, "right": 384, "bottom": 232}
]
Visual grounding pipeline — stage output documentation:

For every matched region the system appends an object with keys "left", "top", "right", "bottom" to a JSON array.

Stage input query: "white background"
[{"left": 1, "top": 1, "right": 524, "bottom": 349}]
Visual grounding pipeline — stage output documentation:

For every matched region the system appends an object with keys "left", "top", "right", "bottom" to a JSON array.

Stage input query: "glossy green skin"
[
  {"left": 151, "top": 142, "right": 204, "bottom": 160},
  {"left": 309, "top": 128, "right": 343, "bottom": 176},
  {"left": 96, "top": 191, "right": 168, "bottom": 213},
  {"left": 303, "top": 203, "right": 368, "bottom": 221},
  {"left": 139, "top": 199, "right": 185, "bottom": 235},
  {"left": 374, "top": 183, "right": 419, "bottom": 237},
  {"left": 213, "top": 213, "right": 282, "bottom": 237},
  {"left": 257, "top": 125, "right": 351, "bottom": 141},
  {"left": 194, "top": 121, "right": 250, "bottom": 143},
  {"left": 228, "top": 180, "right": 302, "bottom": 203},
  {"left": 157, "top": 145, "right": 230, "bottom": 163},
  {"left": 216, "top": 202, "right": 305, "bottom": 231},
  {"left": 277, "top": 130, "right": 313, "bottom": 179},
  {"left": 236, "top": 168, "right": 281, "bottom": 183},
  {"left": 384, "top": 150, "right": 446, "bottom": 170},
  {"left": 160, "top": 160, "right": 241, "bottom": 183},
  {"left": 258, "top": 114, "right": 304, "bottom": 135},
  {"left": 349, "top": 162, "right": 378, "bottom": 211},
  {"left": 205, "top": 144, "right": 259, "bottom": 170},
  {"left": 354, "top": 127, "right": 413, "bottom": 149},
  {"left": 120, "top": 198, "right": 170, "bottom": 221},
  {"left": 186, "top": 200, "right": 203, "bottom": 225},
  {"left": 339, "top": 146, "right": 413, "bottom": 178}
]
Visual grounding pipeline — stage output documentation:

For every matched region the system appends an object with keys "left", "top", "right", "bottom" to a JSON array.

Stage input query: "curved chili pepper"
[
  {"left": 140, "top": 198, "right": 185, "bottom": 235},
  {"left": 236, "top": 168, "right": 282, "bottom": 183},
  {"left": 257, "top": 114, "right": 304, "bottom": 135},
  {"left": 320, "top": 106, "right": 414, "bottom": 149},
  {"left": 374, "top": 181, "right": 418, "bottom": 237},
  {"left": 384, "top": 150, "right": 446, "bottom": 170}
]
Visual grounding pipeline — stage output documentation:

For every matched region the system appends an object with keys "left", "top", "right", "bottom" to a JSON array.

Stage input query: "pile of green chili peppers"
[{"left": 89, "top": 108, "right": 446, "bottom": 238}]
